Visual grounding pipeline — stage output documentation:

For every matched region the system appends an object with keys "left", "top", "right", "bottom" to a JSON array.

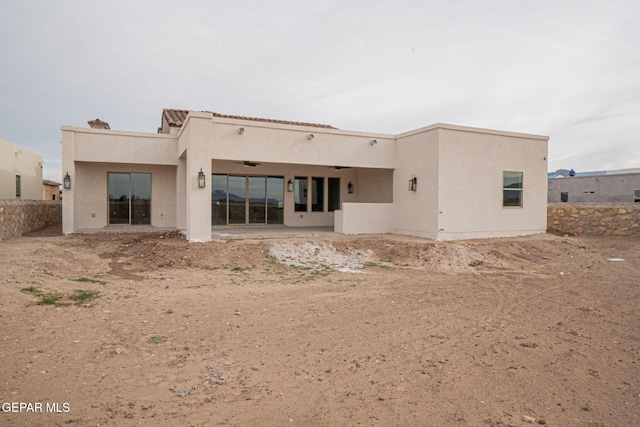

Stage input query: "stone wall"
[
  {"left": 0, "top": 200, "right": 62, "bottom": 241},
  {"left": 547, "top": 203, "right": 640, "bottom": 236}
]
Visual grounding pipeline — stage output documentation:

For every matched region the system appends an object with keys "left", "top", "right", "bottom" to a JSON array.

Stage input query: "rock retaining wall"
[
  {"left": 547, "top": 203, "right": 640, "bottom": 236},
  {"left": 0, "top": 200, "right": 62, "bottom": 241}
]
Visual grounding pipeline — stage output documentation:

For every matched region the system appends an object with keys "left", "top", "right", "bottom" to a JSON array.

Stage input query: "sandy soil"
[{"left": 0, "top": 227, "right": 639, "bottom": 426}]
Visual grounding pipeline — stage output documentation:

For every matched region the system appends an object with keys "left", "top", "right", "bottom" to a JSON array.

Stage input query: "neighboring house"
[
  {"left": 0, "top": 137, "right": 43, "bottom": 200},
  {"left": 43, "top": 180, "right": 61, "bottom": 201},
  {"left": 61, "top": 109, "right": 549, "bottom": 242},
  {"left": 548, "top": 169, "right": 640, "bottom": 203}
]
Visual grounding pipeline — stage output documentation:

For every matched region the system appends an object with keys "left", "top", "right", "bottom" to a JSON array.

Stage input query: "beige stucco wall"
[
  {"left": 0, "top": 138, "right": 43, "bottom": 200},
  {"left": 72, "top": 162, "right": 176, "bottom": 231},
  {"left": 393, "top": 127, "right": 440, "bottom": 239},
  {"left": 356, "top": 169, "right": 394, "bottom": 203},
  {"left": 205, "top": 116, "right": 396, "bottom": 169},
  {"left": 71, "top": 127, "right": 178, "bottom": 165},
  {"left": 61, "top": 127, "right": 178, "bottom": 234},
  {"left": 179, "top": 115, "right": 214, "bottom": 241},
  {"left": 436, "top": 125, "right": 548, "bottom": 239},
  {"left": 44, "top": 184, "right": 60, "bottom": 201},
  {"left": 335, "top": 203, "right": 393, "bottom": 234}
]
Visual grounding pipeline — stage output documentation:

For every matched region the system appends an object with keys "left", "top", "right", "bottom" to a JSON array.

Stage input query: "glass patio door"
[
  {"left": 108, "top": 173, "right": 151, "bottom": 225},
  {"left": 212, "top": 174, "right": 228, "bottom": 225},
  {"left": 228, "top": 176, "right": 246, "bottom": 224},
  {"left": 211, "top": 175, "right": 283, "bottom": 225},
  {"left": 266, "top": 176, "right": 284, "bottom": 224},
  {"left": 249, "top": 177, "right": 266, "bottom": 223}
]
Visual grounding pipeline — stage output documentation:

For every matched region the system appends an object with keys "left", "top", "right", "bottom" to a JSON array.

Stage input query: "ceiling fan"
[{"left": 233, "top": 161, "right": 261, "bottom": 167}]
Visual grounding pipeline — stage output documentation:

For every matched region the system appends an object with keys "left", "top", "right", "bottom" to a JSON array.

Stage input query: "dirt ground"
[{"left": 0, "top": 227, "right": 639, "bottom": 426}]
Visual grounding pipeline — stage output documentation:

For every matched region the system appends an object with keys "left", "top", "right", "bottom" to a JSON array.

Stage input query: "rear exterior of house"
[{"left": 61, "top": 109, "right": 548, "bottom": 241}]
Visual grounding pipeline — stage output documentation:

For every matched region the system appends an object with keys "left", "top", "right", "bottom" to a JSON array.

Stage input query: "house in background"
[
  {"left": 43, "top": 180, "right": 61, "bottom": 201},
  {"left": 0, "top": 137, "right": 43, "bottom": 200},
  {"left": 548, "top": 168, "right": 640, "bottom": 203},
  {"left": 61, "top": 109, "right": 549, "bottom": 242}
]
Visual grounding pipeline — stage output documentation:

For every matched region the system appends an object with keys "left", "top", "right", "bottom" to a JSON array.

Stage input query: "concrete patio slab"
[{"left": 211, "top": 225, "right": 335, "bottom": 240}]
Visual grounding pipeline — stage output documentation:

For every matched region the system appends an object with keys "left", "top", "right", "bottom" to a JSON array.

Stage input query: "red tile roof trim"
[{"left": 162, "top": 108, "right": 335, "bottom": 129}]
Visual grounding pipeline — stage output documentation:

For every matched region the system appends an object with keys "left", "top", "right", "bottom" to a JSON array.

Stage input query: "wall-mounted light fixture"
[
  {"left": 198, "top": 168, "right": 206, "bottom": 189},
  {"left": 287, "top": 178, "right": 293, "bottom": 192},
  {"left": 307, "top": 134, "right": 315, "bottom": 140},
  {"left": 63, "top": 172, "right": 71, "bottom": 190},
  {"left": 408, "top": 175, "right": 417, "bottom": 191},
  {"left": 370, "top": 139, "right": 378, "bottom": 145},
  {"left": 348, "top": 181, "right": 354, "bottom": 194},
  {"left": 238, "top": 127, "right": 245, "bottom": 134}
]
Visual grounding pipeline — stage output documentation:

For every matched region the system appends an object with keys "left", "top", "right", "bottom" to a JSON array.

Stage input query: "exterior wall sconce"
[
  {"left": 408, "top": 175, "right": 417, "bottom": 191},
  {"left": 370, "top": 139, "right": 378, "bottom": 145},
  {"left": 287, "top": 179, "right": 293, "bottom": 192},
  {"left": 238, "top": 127, "right": 245, "bottom": 134},
  {"left": 198, "top": 169, "right": 206, "bottom": 189},
  {"left": 63, "top": 172, "right": 71, "bottom": 190},
  {"left": 307, "top": 134, "right": 315, "bottom": 140},
  {"left": 348, "top": 181, "right": 354, "bottom": 194}
]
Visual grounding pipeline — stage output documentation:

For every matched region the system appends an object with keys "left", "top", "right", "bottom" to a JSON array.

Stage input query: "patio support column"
[
  {"left": 181, "top": 113, "right": 213, "bottom": 242},
  {"left": 61, "top": 126, "right": 75, "bottom": 235},
  {"left": 185, "top": 157, "right": 211, "bottom": 241}
]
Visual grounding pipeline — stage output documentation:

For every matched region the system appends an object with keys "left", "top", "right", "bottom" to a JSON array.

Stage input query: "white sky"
[{"left": 1, "top": 0, "right": 639, "bottom": 182}]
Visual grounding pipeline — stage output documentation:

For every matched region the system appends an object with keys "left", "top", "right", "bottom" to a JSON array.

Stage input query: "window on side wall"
[
  {"left": 503, "top": 171, "right": 523, "bottom": 207},
  {"left": 635, "top": 190, "right": 640, "bottom": 203},
  {"left": 15, "top": 175, "right": 21, "bottom": 198},
  {"left": 560, "top": 192, "right": 568, "bottom": 203}
]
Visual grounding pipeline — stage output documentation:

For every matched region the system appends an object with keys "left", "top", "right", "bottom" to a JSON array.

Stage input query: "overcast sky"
[{"left": 1, "top": 0, "right": 639, "bottom": 182}]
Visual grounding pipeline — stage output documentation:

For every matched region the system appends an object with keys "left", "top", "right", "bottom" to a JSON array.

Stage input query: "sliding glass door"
[
  {"left": 108, "top": 173, "right": 151, "bottom": 225},
  {"left": 266, "top": 177, "right": 284, "bottom": 224},
  {"left": 212, "top": 175, "right": 283, "bottom": 225},
  {"left": 228, "top": 176, "right": 246, "bottom": 224},
  {"left": 212, "top": 175, "right": 227, "bottom": 225}
]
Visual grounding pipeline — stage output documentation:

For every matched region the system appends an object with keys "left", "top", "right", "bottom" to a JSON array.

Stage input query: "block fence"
[
  {"left": 0, "top": 200, "right": 62, "bottom": 241},
  {"left": 547, "top": 203, "right": 640, "bottom": 237}
]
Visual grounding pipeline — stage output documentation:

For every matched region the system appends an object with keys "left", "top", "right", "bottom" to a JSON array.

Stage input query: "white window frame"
[{"left": 502, "top": 171, "right": 523, "bottom": 208}]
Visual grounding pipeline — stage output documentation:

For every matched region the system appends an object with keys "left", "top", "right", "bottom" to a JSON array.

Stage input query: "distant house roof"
[
  {"left": 547, "top": 168, "right": 637, "bottom": 179},
  {"left": 161, "top": 108, "right": 336, "bottom": 130},
  {"left": 43, "top": 180, "right": 61, "bottom": 186}
]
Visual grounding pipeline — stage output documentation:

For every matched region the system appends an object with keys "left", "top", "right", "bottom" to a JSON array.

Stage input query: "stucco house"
[
  {"left": 43, "top": 180, "right": 61, "bottom": 201},
  {"left": 0, "top": 137, "right": 43, "bottom": 200},
  {"left": 548, "top": 169, "right": 640, "bottom": 203},
  {"left": 61, "top": 109, "right": 549, "bottom": 242}
]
